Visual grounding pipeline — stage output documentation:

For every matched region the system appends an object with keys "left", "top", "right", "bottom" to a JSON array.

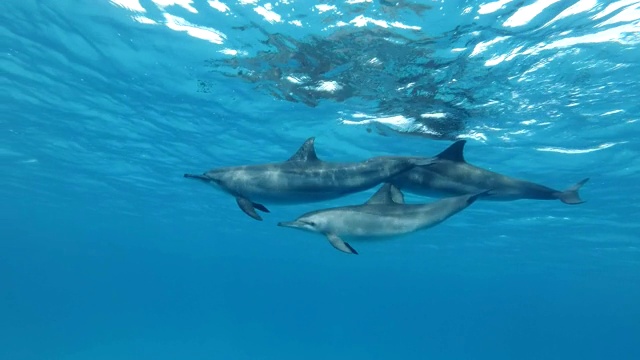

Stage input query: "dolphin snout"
[
  {"left": 277, "top": 221, "right": 298, "bottom": 228},
  {"left": 184, "top": 173, "right": 212, "bottom": 182}
]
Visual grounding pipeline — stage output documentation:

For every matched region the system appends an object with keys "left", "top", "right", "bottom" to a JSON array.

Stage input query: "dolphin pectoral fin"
[
  {"left": 467, "top": 189, "right": 494, "bottom": 204},
  {"left": 236, "top": 197, "right": 264, "bottom": 221},
  {"left": 557, "top": 178, "right": 590, "bottom": 205},
  {"left": 326, "top": 233, "right": 358, "bottom": 255},
  {"left": 253, "top": 202, "right": 270, "bottom": 213}
]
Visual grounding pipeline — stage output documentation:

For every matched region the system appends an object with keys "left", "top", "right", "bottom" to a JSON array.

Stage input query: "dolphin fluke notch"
[{"left": 556, "top": 178, "right": 590, "bottom": 205}]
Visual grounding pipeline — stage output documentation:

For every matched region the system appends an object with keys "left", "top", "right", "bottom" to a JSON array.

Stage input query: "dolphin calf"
[
  {"left": 184, "top": 137, "right": 434, "bottom": 220},
  {"left": 278, "top": 183, "right": 485, "bottom": 255},
  {"left": 391, "top": 140, "right": 589, "bottom": 204}
]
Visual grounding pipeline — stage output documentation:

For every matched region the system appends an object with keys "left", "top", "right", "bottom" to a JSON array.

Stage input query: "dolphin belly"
[
  {"left": 238, "top": 189, "right": 349, "bottom": 204},
  {"left": 322, "top": 210, "right": 423, "bottom": 239},
  {"left": 481, "top": 186, "right": 555, "bottom": 201}
]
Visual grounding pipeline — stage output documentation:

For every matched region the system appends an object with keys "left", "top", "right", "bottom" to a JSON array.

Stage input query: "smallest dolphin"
[{"left": 278, "top": 183, "right": 486, "bottom": 255}]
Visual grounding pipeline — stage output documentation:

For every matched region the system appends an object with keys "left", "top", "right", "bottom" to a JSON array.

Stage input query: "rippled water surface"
[{"left": 2, "top": 0, "right": 640, "bottom": 359}]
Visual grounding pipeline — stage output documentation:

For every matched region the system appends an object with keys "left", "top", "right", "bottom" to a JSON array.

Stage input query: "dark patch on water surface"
[{"left": 200, "top": 25, "right": 485, "bottom": 141}]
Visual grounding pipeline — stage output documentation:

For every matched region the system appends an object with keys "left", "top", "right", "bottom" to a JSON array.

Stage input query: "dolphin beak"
[
  {"left": 277, "top": 221, "right": 301, "bottom": 228},
  {"left": 184, "top": 173, "right": 212, "bottom": 182}
]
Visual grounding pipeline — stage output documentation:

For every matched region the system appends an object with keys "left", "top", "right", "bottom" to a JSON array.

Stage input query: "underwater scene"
[{"left": 2, "top": 0, "right": 640, "bottom": 359}]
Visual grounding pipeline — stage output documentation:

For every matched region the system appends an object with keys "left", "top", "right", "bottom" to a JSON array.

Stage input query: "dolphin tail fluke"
[
  {"left": 557, "top": 178, "right": 590, "bottom": 205},
  {"left": 184, "top": 173, "right": 210, "bottom": 182}
]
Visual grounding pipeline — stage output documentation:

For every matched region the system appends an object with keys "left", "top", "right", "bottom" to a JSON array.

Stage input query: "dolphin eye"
[{"left": 306, "top": 221, "right": 316, "bottom": 226}]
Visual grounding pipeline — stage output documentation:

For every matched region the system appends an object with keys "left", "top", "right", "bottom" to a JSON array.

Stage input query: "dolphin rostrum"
[
  {"left": 391, "top": 140, "right": 589, "bottom": 204},
  {"left": 184, "top": 137, "right": 434, "bottom": 220},
  {"left": 277, "top": 183, "right": 485, "bottom": 255}
]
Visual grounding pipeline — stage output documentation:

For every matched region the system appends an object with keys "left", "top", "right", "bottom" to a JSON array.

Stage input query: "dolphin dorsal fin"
[
  {"left": 287, "top": 137, "right": 320, "bottom": 162},
  {"left": 436, "top": 140, "right": 466, "bottom": 162},
  {"left": 366, "top": 184, "right": 405, "bottom": 205}
]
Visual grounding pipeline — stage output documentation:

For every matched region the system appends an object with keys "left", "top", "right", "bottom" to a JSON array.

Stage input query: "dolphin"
[
  {"left": 184, "top": 137, "right": 434, "bottom": 220},
  {"left": 390, "top": 140, "right": 589, "bottom": 204},
  {"left": 277, "top": 183, "right": 485, "bottom": 255}
]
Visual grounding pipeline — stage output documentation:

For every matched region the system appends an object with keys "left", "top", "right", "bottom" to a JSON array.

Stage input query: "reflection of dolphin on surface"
[
  {"left": 184, "top": 138, "right": 434, "bottom": 220},
  {"left": 391, "top": 140, "right": 589, "bottom": 204},
  {"left": 278, "top": 183, "right": 485, "bottom": 255},
  {"left": 202, "top": 26, "right": 477, "bottom": 141}
]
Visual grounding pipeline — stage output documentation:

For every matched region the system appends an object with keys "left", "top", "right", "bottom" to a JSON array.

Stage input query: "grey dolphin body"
[
  {"left": 184, "top": 138, "right": 434, "bottom": 220},
  {"left": 391, "top": 140, "right": 589, "bottom": 205},
  {"left": 278, "top": 183, "right": 484, "bottom": 254}
]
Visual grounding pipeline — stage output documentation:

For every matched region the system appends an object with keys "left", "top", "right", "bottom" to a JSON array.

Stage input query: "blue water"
[{"left": 2, "top": 0, "right": 640, "bottom": 359}]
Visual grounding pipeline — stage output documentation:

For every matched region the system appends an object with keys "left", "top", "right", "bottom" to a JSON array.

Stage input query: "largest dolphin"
[
  {"left": 278, "top": 183, "right": 485, "bottom": 255},
  {"left": 391, "top": 140, "right": 589, "bottom": 204},
  {"left": 184, "top": 137, "right": 434, "bottom": 220}
]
